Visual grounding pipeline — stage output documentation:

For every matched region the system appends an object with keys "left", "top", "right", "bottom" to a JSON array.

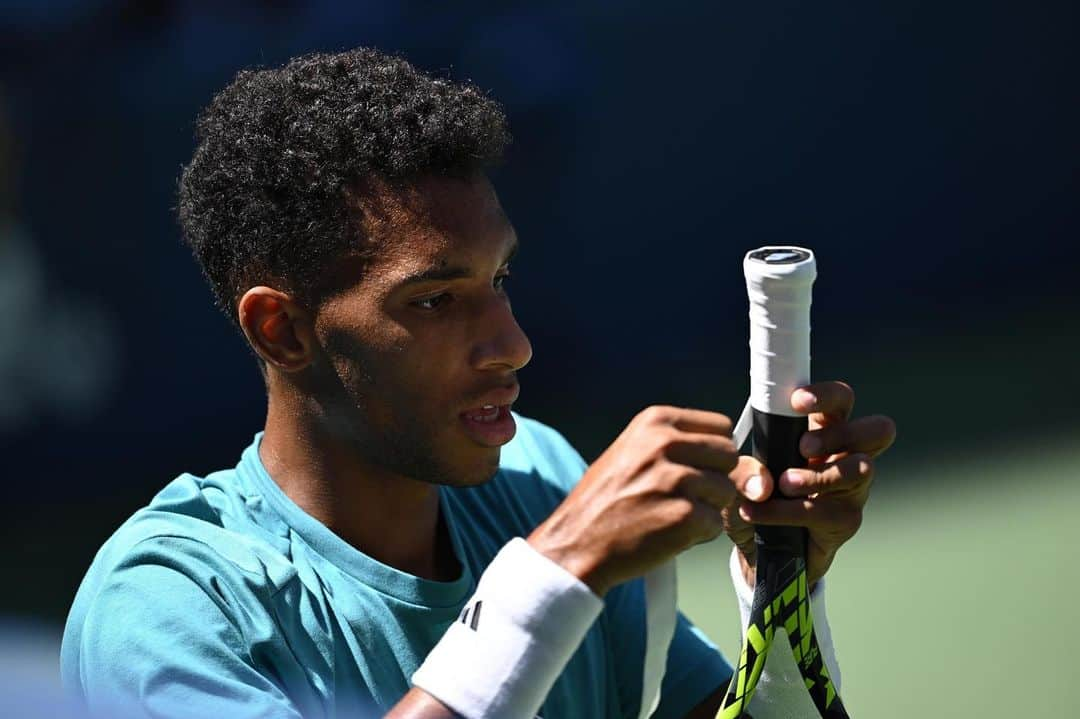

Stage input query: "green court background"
[{"left": 676, "top": 432, "right": 1080, "bottom": 717}]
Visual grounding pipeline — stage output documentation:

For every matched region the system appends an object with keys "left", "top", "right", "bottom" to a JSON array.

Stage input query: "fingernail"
[
  {"left": 738, "top": 504, "right": 752, "bottom": 521},
  {"left": 801, "top": 434, "right": 823, "bottom": 456},
  {"left": 746, "top": 475, "right": 764, "bottom": 500},
  {"left": 780, "top": 470, "right": 803, "bottom": 490},
  {"left": 794, "top": 389, "right": 817, "bottom": 409}
]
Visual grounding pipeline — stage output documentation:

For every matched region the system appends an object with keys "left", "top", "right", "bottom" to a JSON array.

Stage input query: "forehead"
[{"left": 355, "top": 174, "right": 514, "bottom": 281}]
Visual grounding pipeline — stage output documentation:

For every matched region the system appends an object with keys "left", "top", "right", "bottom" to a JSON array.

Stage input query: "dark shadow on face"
[{"left": 299, "top": 172, "right": 532, "bottom": 488}]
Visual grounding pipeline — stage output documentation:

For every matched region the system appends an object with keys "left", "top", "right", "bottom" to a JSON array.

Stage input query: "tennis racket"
[{"left": 717, "top": 247, "right": 848, "bottom": 719}]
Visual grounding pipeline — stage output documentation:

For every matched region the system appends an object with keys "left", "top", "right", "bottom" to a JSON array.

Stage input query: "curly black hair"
[{"left": 177, "top": 47, "right": 511, "bottom": 323}]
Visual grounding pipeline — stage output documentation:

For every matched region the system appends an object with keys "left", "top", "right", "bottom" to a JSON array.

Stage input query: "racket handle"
[{"left": 752, "top": 409, "right": 808, "bottom": 557}]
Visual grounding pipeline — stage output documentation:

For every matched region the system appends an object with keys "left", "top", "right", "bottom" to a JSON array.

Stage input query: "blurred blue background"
[{"left": 1, "top": 1, "right": 1076, "bottom": 716}]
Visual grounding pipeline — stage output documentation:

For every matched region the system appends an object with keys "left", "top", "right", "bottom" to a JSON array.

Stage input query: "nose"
[{"left": 470, "top": 297, "right": 532, "bottom": 372}]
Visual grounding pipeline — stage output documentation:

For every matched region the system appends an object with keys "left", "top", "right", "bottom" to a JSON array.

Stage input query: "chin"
[{"left": 449, "top": 448, "right": 502, "bottom": 488}]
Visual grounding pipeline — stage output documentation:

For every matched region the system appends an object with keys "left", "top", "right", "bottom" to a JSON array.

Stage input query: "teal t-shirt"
[{"left": 61, "top": 415, "right": 731, "bottom": 718}]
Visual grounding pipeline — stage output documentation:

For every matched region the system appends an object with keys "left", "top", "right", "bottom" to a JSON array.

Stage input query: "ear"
[{"left": 237, "top": 287, "right": 316, "bottom": 372}]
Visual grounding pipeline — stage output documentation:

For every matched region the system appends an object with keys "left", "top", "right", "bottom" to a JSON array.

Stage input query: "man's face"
[{"left": 308, "top": 173, "right": 532, "bottom": 487}]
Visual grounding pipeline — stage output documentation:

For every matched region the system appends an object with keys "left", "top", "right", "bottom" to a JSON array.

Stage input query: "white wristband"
[
  {"left": 412, "top": 538, "right": 603, "bottom": 719},
  {"left": 729, "top": 547, "right": 841, "bottom": 719}
]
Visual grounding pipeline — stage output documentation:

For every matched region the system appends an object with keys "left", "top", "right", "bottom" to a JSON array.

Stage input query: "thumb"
[
  {"left": 723, "top": 456, "right": 769, "bottom": 564},
  {"left": 729, "top": 454, "right": 773, "bottom": 503}
]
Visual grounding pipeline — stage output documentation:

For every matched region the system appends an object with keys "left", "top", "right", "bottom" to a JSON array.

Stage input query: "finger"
[
  {"left": 667, "top": 407, "right": 734, "bottom": 437},
  {"left": 738, "top": 496, "right": 861, "bottom": 535},
  {"left": 680, "top": 469, "right": 738, "bottom": 511},
  {"left": 778, "top": 453, "right": 873, "bottom": 497},
  {"left": 656, "top": 497, "right": 726, "bottom": 549},
  {"left": 639, "top": 405, "right": 734, "bottom": 436},
  {"left": 738, "top": 496, "right": 815, "bottom": 526},
  {"left": 686, "top": 501, "right": 726, "bottom": 545},
  {"left": 792, "top": 381, "right": 855, "bottom": 421},
  {"left": 722, "top": 501, "right": 755, "bottom": 548},
  {"left": 799, "top": 414, "right": 897, "bottom": 459},
  {"left": 663, "top": 431, "right": 739, "bottom": 473},
  {"left": 727, "top": 454, "right": 774, "bottom": 503}
]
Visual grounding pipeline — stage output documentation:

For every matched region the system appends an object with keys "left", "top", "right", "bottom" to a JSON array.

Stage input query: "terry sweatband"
[
  {"left": 729, "top": 547, "right": 842, "bottom": 719},
  {"left": 412, "top": 537, "right": 604, "bottom": 719}
]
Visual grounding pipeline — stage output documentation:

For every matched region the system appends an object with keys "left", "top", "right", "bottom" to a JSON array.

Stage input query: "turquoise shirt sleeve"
[{"left": 72, "top": 540, "right": 309, "bottom": 719}]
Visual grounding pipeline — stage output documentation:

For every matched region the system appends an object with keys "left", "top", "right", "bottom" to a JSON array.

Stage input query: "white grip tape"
[{"left": 744, "top": 247, "right": 816, "bottom": 417}]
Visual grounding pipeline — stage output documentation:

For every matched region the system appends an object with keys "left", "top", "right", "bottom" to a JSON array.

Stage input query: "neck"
[{"left": 258, "top": 382, "right": 458, "bottom": 582}]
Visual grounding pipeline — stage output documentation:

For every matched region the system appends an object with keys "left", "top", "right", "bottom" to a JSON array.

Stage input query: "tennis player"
[{"left": 61, "top": 48, "right": 895, "bottom": 719}]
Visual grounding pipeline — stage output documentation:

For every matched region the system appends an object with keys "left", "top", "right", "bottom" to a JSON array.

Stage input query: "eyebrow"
[{"left": 397, "top": 239, "right": 519, "bottom": 287}]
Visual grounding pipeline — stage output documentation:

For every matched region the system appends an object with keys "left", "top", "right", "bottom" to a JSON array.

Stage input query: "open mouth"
[
  {"left": 458, "top": 404, "right": 516, "bottom": 446},
  {"left": 462, "top": 405, "right": 502, "bottom": 423}
]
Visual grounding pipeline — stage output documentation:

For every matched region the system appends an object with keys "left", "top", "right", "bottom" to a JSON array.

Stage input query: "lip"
[
  {"left": 458, "top": 383, "right": 520, "bottom": 448},
  {"left": 459, "top": 405, "right": 517, "bottom": 447},
  {"left": 459, "top": 382, "right": 520, "bottom": 415}
]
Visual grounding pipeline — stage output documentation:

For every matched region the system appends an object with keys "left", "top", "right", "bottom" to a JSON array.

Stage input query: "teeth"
[{"left": 466, "top": 405, "right": 501, "bottom": 423}]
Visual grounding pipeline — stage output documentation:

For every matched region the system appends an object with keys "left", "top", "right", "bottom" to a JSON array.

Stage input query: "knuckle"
[
  {"left": 844, "top": 506, "right": 864, "bottom": 535},
  {"left": 656, "top": 461, "right": 691, "bottom": 493},
  {"left": 638, "top": 404, "right": 675, "bottom": 426},
  {"left": 838, "top": 453, "right": 868, "bottom": 480},
  {"left": 804, "top": 468, "right": 826, "bottom": 490},
  {"left": 652, "top": 426, "right": 681, "bottom": 457}
]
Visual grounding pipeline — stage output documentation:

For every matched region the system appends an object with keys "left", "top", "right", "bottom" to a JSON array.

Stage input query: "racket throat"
[{"left": 716, "top": 408, "right": 851, "bottom": 718}]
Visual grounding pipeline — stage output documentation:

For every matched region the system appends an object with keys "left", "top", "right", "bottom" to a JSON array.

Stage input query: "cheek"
[
  {"left": 328, "top": 331, "right": 447, "bottom": 420},
  {"left": 319, "top": 303, "right": 470, "bottom": 422}
]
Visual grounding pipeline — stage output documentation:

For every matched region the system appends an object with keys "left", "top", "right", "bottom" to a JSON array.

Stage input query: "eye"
[
  {"left": 494, "top": 270, "right": 511, "bottom": 291},
  {"left": 412, "top": 293, "right": 449, "bottom": 311}
]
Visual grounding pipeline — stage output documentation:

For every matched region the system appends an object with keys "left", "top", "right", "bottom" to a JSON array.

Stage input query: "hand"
[
  {"left": 529, "top": 405, "right": 766, "bottom": 596},
  {"left": 723, "top": 381, "right": 897, "bottom": 587}
]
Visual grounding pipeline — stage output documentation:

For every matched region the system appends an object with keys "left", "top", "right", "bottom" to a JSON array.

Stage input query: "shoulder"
[
  {"left": 60, "top": 549, "right": 305, "bottom": 718},
  {"left": 61, "top": 471, "right": 298, "bottom": 689},
  {"left": 78, "top": 470, "right": 297, "bottom": 593}
]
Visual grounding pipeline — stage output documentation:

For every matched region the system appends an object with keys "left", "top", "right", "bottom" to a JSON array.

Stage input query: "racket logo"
[{"left": 801, "top": 643, "right": 819, "bottom": 670}]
